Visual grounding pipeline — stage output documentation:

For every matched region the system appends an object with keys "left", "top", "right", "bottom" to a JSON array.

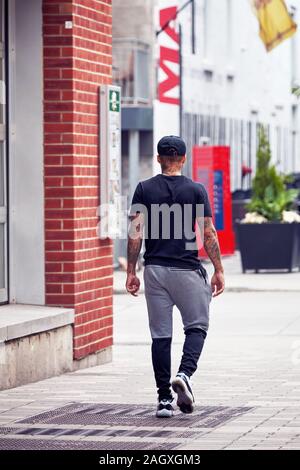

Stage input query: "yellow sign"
[{"left": 251, "top": 0, "right": 297, "bottom": 51}]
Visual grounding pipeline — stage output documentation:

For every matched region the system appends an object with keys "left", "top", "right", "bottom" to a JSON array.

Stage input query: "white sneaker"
[
  {"left": 171, "top": 372, "right": 195, "bottom": 414},
  {"left": 156, "top": 398, "right": 174, "bottom": 418}
]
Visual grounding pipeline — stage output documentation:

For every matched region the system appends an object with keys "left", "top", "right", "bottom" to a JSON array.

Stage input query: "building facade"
[
  {"left": 113, "top": 0, "right": 300, "bottom": 194},
  {"left": 112, "top": 0, "right": 154, "bottom": 203},
  {"left": 0, "top": 0, "right": 113, "bottom": 390},
  {"left": 180, "top": 0, "right": 300, "bottom": 189}
]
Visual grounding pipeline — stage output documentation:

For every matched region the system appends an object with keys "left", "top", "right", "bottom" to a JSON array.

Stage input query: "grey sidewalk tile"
[{"left": 280, "top": 446, "right": 300, "bottom": 450}]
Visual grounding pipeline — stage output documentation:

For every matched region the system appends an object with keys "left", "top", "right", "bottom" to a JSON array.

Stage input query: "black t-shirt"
[{"left": 130, "top": 174, "right": 212, "bottom": 269}]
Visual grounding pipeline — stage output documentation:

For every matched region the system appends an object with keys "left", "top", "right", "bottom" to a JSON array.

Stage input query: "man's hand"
[
  {"left": 211, "top": 270, "right": 225, "bottom": 297},
  {"left": 126, "top": 273, "right": 140, "bottom": 297}
]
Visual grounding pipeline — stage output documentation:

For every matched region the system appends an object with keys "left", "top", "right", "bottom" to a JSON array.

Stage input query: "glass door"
[{"left": 0, "top": 0, "right": 7, "bottom": 304}]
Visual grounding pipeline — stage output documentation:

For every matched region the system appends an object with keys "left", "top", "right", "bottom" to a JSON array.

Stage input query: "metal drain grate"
[
  {"left": 17, "top": 403, "right": 252, "bottom": 428},
  {"left": 0, "top": 402, "right": 253, "bottom": 450},
  {"left": 0, "top": 426, "right": 204, "bottom": 440},
  {"left": 0, "top": 438, "right": 177, "bottom": 450}
]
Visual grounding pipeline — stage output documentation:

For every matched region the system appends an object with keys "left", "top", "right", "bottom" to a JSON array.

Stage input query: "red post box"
[{"left": 192, "top": 145, "right": 235, "bottom": 256}]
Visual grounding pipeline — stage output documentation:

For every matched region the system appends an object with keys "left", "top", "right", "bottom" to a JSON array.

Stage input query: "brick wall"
[{"left": 43, "top": 0, "right": 113, "bottom": 360}]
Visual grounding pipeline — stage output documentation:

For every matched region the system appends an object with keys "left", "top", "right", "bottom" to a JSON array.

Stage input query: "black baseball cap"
[{"left": 157, "top": 135, "right": 186, "bottom": 157}]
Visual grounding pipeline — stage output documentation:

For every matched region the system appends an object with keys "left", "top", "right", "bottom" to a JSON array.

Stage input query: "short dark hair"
[{"left": 159, "top": 154, "right": 185, "bottom": 172}]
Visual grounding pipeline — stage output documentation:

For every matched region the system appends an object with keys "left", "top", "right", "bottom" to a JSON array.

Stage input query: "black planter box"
[
  {"left": 232, "top": 199, "right": 250, "bottom": 250},
  {"left": 236, "top": 222, "right": 300, "bottom": 273}
]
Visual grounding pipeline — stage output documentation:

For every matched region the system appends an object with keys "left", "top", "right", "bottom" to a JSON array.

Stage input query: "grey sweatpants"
[
  {"left": 143, "top": 265, "right": 212, "bottom": 339},
  {"left": 144, "top": 265, "right": 212, "bottom": 399}
]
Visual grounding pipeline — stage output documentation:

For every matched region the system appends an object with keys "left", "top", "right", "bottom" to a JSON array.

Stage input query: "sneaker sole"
[
  {"left": 171, "top": 377, "right": 194, "bottom": 414},
  {"left": 156, "top": 408, "right": 174, "bottom": 418}
]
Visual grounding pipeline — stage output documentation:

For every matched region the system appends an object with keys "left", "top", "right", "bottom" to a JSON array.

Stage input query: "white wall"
[
  {"left": 8, "top": 0, "right": 45, "bottom": 304},
  {"left": 182, "top": 0, "right": 298, "bottom": 120},
  {"left": 114, "top": 0, "right": 300, "bottom": 184},
  {"left": 178, "top": 0, "right": 300, "bottom": 184}
]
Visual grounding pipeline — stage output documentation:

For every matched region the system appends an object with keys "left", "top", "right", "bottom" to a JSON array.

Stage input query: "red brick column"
[{"left": 43, "top": 0, "right": 113, "bottom": 360}]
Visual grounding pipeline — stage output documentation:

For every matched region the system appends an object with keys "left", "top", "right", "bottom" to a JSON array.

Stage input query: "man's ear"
[
  {"left": 182, "top": 155, "right": 187, "bottom": 164},
  {"left": 157, "top": 155, "right": 161, "bottom": 164}
]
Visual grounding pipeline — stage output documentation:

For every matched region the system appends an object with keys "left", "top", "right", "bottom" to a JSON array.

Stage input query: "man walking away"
[{"left": 126, "top": 136, "right": 225, "bottom": 418}]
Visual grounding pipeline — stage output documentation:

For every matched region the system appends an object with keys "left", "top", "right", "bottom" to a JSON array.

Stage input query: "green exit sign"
[{"left": 109, "top": 89, "right": 120, "bottom": 112}]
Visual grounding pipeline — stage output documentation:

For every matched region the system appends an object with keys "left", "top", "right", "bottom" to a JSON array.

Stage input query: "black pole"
[
  {"left": 191, "top": 0, "right": 195, "bottom": 54},
  {"left": 156, "top": 0, "right": 193, "bottom": 37}
]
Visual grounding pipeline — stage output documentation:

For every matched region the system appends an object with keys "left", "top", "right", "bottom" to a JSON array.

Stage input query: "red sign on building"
[{"left": 158, "top": 6, "right": 180, "bottom": 105}]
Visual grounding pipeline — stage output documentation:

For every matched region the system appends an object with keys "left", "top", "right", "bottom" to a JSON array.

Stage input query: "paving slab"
[{"left": 0, "top": 253, "right": 300, "bottom": 449}]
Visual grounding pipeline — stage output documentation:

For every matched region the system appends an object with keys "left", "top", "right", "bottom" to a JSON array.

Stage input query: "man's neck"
[{"left": 162, "top": 170, "right": 182, "bottom": 176}]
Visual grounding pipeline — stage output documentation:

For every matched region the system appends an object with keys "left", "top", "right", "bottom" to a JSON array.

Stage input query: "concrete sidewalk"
[{"left": 0, "top": 253, "right": 300, "bottom": 450}]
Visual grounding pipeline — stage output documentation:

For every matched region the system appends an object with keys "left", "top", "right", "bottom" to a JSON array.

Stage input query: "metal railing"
[{"left": 182, "top": 112, "right": 298, "bottom": 191}]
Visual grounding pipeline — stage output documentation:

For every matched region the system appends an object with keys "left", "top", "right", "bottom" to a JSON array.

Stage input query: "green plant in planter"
[
  {"left": 246, "top": 125, "right": 298, "bottom": 221},
  {"left": 292, "top": 85, "right": 300, "bottom": 98}
]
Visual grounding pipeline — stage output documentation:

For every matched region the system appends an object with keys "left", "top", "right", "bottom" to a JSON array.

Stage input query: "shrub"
[{"left": 246, "top": 125, "right": 298, "bottom": 221}]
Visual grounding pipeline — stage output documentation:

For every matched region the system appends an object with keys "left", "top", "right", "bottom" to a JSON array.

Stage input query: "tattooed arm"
[
  {"left": 198, "top": 216, "right": 225, "bottom": 297},
  {"left": 126, "top": 213, "right": 144, "bottom": 296},
  {"left": 203, "top": 217, "right": 223, "bottom": 272}
]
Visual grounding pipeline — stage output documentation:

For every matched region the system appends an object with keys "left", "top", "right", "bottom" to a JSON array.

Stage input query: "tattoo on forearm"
[
  {"left": 203, "top": 217, "right": 223, "bottom": 272},
  {"left": 204, "top": 234, "right": 222, "bottom": 271},
  {"left": 127, "top": 214, "right": 143, "bottom": 274},
  {"left": 127, "top": 237, "right": 142, "bottom": 274},
  {"left": 204, "top": 217, "right": 211, "bottom": 229}
]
